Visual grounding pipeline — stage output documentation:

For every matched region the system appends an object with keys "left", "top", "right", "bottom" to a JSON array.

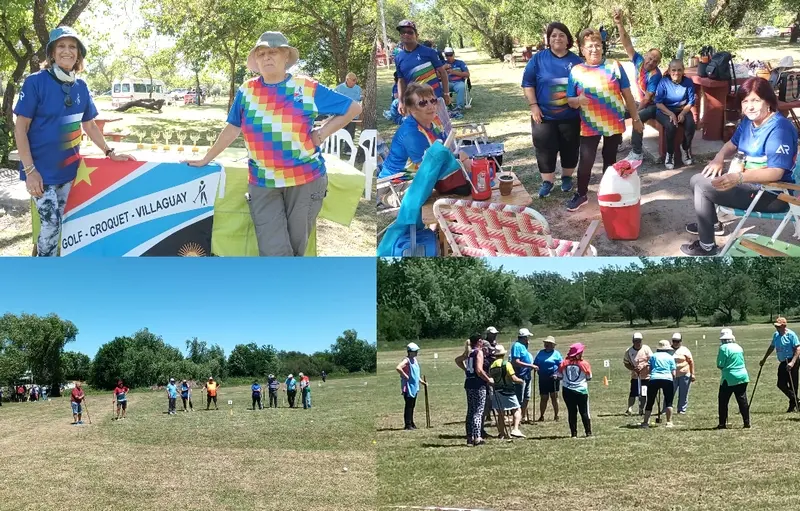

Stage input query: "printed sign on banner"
[{"left": 61, "top": 159, "right": 223, "bottom": 256}]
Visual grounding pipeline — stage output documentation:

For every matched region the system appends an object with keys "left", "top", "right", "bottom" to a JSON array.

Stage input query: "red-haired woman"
[{"left": 682, "top": 77, "right": 798, "bottom": 255}]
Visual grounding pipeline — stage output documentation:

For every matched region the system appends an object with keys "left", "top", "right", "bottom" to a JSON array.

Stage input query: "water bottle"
[{"left": 729, "top": 151, "right": 745, "bottom": 174}]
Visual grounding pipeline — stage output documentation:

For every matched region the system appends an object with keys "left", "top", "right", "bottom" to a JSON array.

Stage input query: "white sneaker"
[
  {"left": 625, "top": 151, "right": 643, "bottom": 161},
  {"left": 665, "top": 422, "right": 674, "bottom": 428},
  {"left": 510, "top": 428, "right": 526, "bottom": 438},
  {"left": 665, "top": 153, "right": 675, "bottom": 170},
  {"left": 683, "top": 148, "right": 694, "bottom": 165}
]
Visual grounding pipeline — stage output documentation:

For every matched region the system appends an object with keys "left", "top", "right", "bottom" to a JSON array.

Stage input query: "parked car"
[
  {"left": 756, "top": 26, "right": 781, "bottom": 37},
  {"left": 184, "top": 90, "right": 205, "bottom": 105},
  {"left": 112, "top": 77, "right": 168, "bottom": 107},
  {"left": 170, "top": 88, "right": 188, "bottom": 102}
]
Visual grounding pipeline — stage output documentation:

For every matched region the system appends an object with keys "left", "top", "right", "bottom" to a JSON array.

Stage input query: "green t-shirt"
[{"left": 717, "top": 343, "right": 750, "bottom": 386}]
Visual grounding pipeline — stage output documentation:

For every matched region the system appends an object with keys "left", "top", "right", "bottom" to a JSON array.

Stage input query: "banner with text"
[{"left": 61, "top": 159, "right": 223, "bottom": 256}]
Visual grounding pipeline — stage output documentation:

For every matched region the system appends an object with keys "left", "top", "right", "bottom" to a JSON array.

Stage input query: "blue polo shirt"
[
  {"left": 251, "top": 383, "right": 262, "bottom": 395},
  {"left": 772, "top": 328, "right": 800, "bottom": 361},
  {"left": 13, "top": 70, "right": 98, "bottom": 185},
  {"left": 521, "top": 49, "right": 583, "bottom": 121},
  {"left": 655, "top": 76, "right": 696, "bottom": 110},
  {"left": 510, "top": 341, "right": 533, "bottom": 380},
  {"left": 379, "top": 114, "right": 445, "bottom": 178},
  {"left": 166, "top": 383, "right": 178, "bottom": 399},
  {"left": 732, "top": 113, "right": 798, "bottom": 185},
  {"left": 395, "top": 44, "right": 445, "bottom": 97},
  {"left": 446, "top": 59, "right": 469, "bottom": 83},
  {"left": 533, "top": 349, "right": 564, "bottom": 377}
]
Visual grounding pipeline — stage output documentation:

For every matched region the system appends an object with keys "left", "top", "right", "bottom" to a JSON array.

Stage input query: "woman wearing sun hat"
[
  {"left": 717, "top": 328, "right": 751, "bottom": 429},
  {"left": 534, "top": 336, "right": 563, "bottom": 421},
  {"left": 557, "top": 343, "right": 593, "bottom": 438},
  {"left": 488, "top": 344, "right": 525, "bottom": 439},
  {"left": 670, "top": 332, "right": 696, "bottom": 414},
  {"left": 188, "top": 31, "right": 362, "bottom": 256},
  {"left": 641, "top": 340, "right": 677, "bottom": 428},
  {"left": 396, "top": 342, "right": 427, "bottom": 430},
  {"left": 13, "top": 26, "right": 135, "bottom": 256}
]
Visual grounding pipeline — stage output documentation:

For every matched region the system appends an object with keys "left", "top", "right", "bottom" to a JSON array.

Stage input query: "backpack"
[{"left": 707, "top": 52, "right": 734, "bottom": 81}]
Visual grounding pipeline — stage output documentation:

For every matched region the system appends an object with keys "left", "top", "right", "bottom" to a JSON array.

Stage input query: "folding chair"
[
  {"left": 358, "top": 129, "right": 377, "bottom": 200},
  {"left": 433, "top": 199, "right": 600, "bottom": 257},
  {"left": 321, "top": 128, "right": 357, "bottom": 167},
  {"left": 718, "top": 158, "right": 800, "bottom": 256}
]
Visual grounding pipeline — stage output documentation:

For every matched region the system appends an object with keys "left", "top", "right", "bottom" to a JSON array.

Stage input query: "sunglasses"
[
  {"left": 399, "top": 29, "right": 415, "bottom": 35},
  {"left": 61, "top": 82, "right": 73, "bottom": 107},
  {"left": 415, "top": 98, "right": 435, "bottom": 108}
]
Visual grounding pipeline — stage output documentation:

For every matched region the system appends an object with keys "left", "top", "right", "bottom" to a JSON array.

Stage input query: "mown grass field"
[
  {"left": 0, "top": 377, "right": 376, "bottom": 511},
  {"left": 376, "top": 323, "right": 800, "bottom": 511}
]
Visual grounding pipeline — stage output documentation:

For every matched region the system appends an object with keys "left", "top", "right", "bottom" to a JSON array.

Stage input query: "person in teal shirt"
[
  {"left": 285, "top": 374, "right": 298, "bottom": 408},
  {"left": 533, "top": 336, "right": 563, "bottom": 422},
  {"left": 396, "top": 342, "right": 427, "bottom": 430},
  {"left": 717, "top": 328, "right": 751, "bottom": 429},
  {"left": 759, "top": 317, "right": 800, "bottom": 412},
  {"left": 641, "top": 340, "right": 676, "bottom": 428},
  {"left": 166, "top": 378, "right": 178, "bottom": 415}
]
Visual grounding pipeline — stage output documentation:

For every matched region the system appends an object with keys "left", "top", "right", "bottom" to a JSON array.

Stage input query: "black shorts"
[
  {"left": 538, "top": 375, "right": 561, "bottom": 395},
  {"left": 531, "top": 119, "right": 580, "bottom": 174},
  {"left": 116, "top": 400, "right": 127, "bottom": 410},
  {"left": 629, "top": 378, "right": 649, "bottom": 398}
]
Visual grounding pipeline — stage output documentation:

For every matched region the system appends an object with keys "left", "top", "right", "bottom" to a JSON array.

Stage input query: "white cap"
[
  {"left": 406, "top": 342, "right": 420, "bottom": 352},
  {"left": 485, "top": 326, "right": 498, "bottom": 334},
  {"left": 519, "top": 328, "right": 532, "bottom": 337},
  {"left": 444, "top": 47, "right": 454, "bottom": 54},
  {"left": 632, "top": 332, "right": 643, "bottom": 340},
  {"left": 720, "top": 328, "right": 735, "bottom": 340},
  {"left": 672, "top": 332, "right": 682, "bottom": 341}
]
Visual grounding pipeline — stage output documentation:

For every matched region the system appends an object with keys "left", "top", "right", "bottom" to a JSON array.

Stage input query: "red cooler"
[{"left": 598, "top": 160, "right": 642, "bottom": 240}]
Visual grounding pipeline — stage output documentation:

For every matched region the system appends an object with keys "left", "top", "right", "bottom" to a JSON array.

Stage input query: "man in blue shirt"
[
  {"left": 335, "top": 72, "right": 363, "bottom": 140},
  {"left": 510, "top": 328, "right": 538, "bottom": 424},
  {"left": 166, "top": 378, "right": 178, "bottom": 415},
  {"left": 655, "top": 60, "right": 697, "bottom": 169},
  {"left": 614, "top": 9, "right": 663, "bottom": 162},
  {"left": 760, "top": 317, "right": 800, "bottom": 412},
  {"left": 443, "top": 47, "right": 470, "bottom": 110},
  {"left": 394, "top": 20, "right": 450, "bottom": 115},
  {"left": 285, "top": 374, "right": 298, "bottom": 408}
]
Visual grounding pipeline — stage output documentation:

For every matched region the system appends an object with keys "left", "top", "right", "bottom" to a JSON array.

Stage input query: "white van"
[{"left": 112, "top": 77, "right": 168, "bottom": 107}]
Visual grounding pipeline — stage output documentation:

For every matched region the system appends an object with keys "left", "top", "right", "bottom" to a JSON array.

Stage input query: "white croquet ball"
[{"left": 343, "top": 467, "right": 348, "bottom": 472}]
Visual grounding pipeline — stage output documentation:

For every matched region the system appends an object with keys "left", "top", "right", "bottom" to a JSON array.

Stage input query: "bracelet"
[
  {"left": 529, "top": 103, "right": 538, "bottom": 107},
  {"left": 23, "top": 164, "right": 36, "bottom": 175},
  {"left": 737, "top": 173, "right": 744, "bottom": 185}
]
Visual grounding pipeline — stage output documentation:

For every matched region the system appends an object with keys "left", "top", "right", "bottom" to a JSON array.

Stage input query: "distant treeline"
[{"left": 378, "top": 258, "right": 800, "bottom": 343}]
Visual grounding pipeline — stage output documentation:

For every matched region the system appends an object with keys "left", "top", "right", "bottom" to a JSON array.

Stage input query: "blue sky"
[
  {"left": 0, "top": 258, "right": 376, "bottom": 358},
  {"left": 485, "top": 257, "right": 658, "bottom": 278}
]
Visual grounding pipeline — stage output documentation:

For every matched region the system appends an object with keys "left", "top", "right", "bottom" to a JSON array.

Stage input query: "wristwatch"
[{"left": 105, "top": 147, "right": 115, "bottom": 157}]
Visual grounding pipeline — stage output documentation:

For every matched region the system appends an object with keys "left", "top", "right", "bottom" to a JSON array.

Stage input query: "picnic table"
[{"left": 684, "top": 67, "right": 747, "bottom": 141}]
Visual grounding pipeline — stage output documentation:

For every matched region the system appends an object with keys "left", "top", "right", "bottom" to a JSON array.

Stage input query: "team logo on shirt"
[
  {"left": 18, "top": 91, "right": 24, "bottom": 101},
  {"left": 293, "top": 89, "right": 304, "bottom": 103},
  {"left": 76, "top": 93, "right": 80, "bottom": 105},
  {"left": 776, "top": 144, "right": 791, "bottom": 155}
]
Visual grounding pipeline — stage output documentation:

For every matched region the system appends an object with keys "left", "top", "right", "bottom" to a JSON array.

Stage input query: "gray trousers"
[
  {"left": 34, "top": 182, "right": 72, "bottom": 257},
  {"left": 248, "top": 174, "right": 328, "bottom": 256}
]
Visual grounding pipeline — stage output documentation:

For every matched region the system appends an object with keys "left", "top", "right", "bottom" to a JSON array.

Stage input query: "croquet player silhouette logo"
[{"left": 193, "top": 180, "right": 208, "bottom": 206}]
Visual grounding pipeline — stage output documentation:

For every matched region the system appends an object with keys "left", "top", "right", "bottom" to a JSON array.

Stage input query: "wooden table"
[
  {"left": 420, "top": 171, "right": 533, "bottom": 226},
  {"left": 684, "top": 67, "right": 747, "bottom": 141}
]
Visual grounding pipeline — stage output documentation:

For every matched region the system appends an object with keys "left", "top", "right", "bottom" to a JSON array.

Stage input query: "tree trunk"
[
  {"left": 362, "top": 41, "right": 377, "bottom": 130},
  {"left": 115, "top": 99, "right": 165, "bottom": 112},
  {"left": 228, "top": 57, "right": 236, "bottom": 112},
  {"left": 458, "top": 33, "right": 464, "bottom": 48}
]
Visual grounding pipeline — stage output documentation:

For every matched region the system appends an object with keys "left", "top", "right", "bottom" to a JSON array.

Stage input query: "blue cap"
[{"left": 46, "top": 27, "right": 87, "bottom": 60}]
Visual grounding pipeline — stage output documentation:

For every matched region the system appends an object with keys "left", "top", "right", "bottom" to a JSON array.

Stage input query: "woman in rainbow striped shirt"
[{"left": 565, "top": 29, "right": 643, "bottom": 212}]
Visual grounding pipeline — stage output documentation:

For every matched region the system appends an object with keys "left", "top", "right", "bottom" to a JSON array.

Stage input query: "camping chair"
[
  {"left": 448, "top": 78, "right": 474, "bottom": 110},
  {"left": 433, "top": 198, "right": 600, "bottom": 257},
  {"left": 321, "top": 128, "right": 357, "bottom": 167},
  {"left": 358, "top": 129, "right": 377, "bottom": 200},
  {"left": 718, "top": 158, "right": 800, "bottom": 256}
]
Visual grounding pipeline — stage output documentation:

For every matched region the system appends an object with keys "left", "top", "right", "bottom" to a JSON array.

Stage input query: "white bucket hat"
[{"left": 247, "top": 32, "right": 300, "bottom": 73}]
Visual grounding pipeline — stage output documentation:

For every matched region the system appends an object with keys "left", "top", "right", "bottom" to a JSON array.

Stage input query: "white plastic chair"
[
  {"left": 322, "top": 129, "right": 357, "bottom": 167},
  {"left": 358, "top": 129, "right": 377, "bottom": 200}
]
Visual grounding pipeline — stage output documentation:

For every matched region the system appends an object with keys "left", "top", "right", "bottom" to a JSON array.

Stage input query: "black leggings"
[
  {"left": 655, "top": 108, "right": 696, "bottom": 153},
  {"left": 719, "top": 381, "right": 750, "bottom": 426},
  {"left": 404, "top": 394, "right": 417, "bottom": 428},
  {"left": 562, "top": 388, "right": 591, "bottom": 436},
  {"left": 577, "top": 134, "right": 622, "bottom": 197},
  {"left": 252, "top": 394, "right": 262, "bottom": 410},
  {"left": 206, "top": 395, "right": 217, "bottom": 409},
  {"left": 287, "top": 390, "right": 297, "bottom": 408},
  {"left": 777, "top": 360, "right": 800, "bottom": 407},
  {"left": 181, "top": 397, "right": 193, "bottom": 410},
  {"left": 645, "top": 379, "right": 675, "bottom": 411}
]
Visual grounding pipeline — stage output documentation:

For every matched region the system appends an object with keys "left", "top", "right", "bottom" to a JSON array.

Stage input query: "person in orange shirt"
[{"left": 204, "top": 377, "right": 220, "bottom": 410}]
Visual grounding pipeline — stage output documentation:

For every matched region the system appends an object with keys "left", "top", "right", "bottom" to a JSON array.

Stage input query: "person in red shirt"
[
  {"left": 70, "top": 382, "right": 86, "bottom": 425},
  {"left": 113, "top": 380, "right": 129, "bottom": 420}
]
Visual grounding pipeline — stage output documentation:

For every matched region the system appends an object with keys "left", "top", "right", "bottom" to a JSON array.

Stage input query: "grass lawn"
[
  {"left": 376, "top": 323, "right": 800, "bottom": 510},
  {"left": 377, "top": 36, "right": 800, "bottom": 255},
  {"left": 0, "top": 377, "right": 376, "bottom": 510}
]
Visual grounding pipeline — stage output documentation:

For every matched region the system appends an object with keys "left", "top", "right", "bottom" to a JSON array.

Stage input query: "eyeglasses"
[
  {"left": 61, "top": 82, "right": 73, "bottom": 107},
  {"left": 399, "top": 29, "right": 415, "bottom": 35},
  {"left": 416, "top": 98, "right": 435, "bottom": 108}
]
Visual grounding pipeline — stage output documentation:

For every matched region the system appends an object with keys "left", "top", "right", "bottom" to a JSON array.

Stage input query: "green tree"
[
  {"left": 61, "top": 351, "right": 91, "bottom": 382},
  {"left": 330, "top": 329, "right": 376, "bottom": 373}
]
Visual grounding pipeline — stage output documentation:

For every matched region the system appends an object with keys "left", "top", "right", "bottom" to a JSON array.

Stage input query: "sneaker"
[
  {"left": 685, "top": 222, "right": 724, "bottom": 236},
  {"left": 716, "top": 424, "right": 727, "bottom": 430},
  {"left": 786, "top": 404, "right": 796, "bottom": 413},
  {"left": 625, "top": 151, "right": 643, "bottom": 162},
  {"left": 639, "top": 422, "right": 650, "bottom": 429},
  {"left": 680, "top": 240, "right": 718, "bottom": 256},
  {"left": 665, "top": 422, "right": 674, "bottom": 428},
  {"left": 665, "top": 153, "right": 675, "bottom": 170},
  {"left": 560, "top": 176, "right": 574, "bottom": 192},
  {"left": 538, "top": 181, "right": 554, "bottom": 198},
  {"left": 683, "top": 147, "right": 694, "bottom": 165},
  {"left": 566, "top": 193, "right": 588, "bottom": 212},
  {"left": 537, "top": 415, "right": 545, "bottom": 422},
  {"left": 625, "top": 409, "right": 633, "bottom": 416},
  {"left": 743, "top": 423, "right": 751, "bottom": 429},
  {"left": 509, "top": 428, "right": 526, "bottom": 438}
]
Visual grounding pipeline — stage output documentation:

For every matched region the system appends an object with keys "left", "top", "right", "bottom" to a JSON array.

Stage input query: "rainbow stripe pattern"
[
  {"left": 570, "top": 61, "right": 627, "bottom": 137},
  {"left": 61, "top": 112, "right": 83, "bottom": 168},
  {"left": 239, "top": 76, "right": 324, "bottom": 188},
  {"left": 409, "top": 61, "right": 440, "bottom": 92}
]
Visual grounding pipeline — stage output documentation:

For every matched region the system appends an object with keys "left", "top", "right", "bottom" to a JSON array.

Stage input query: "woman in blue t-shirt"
[
  {"left": 13, "top": 27, "right": 135, "bottom": 257},
  {"left": 641, "top": 340, "right": 677, "bottom": 428},
  {"left": 655, "top": 60, "right": 697, "bottom": 169},
  {"left": 455, "top": 334, "right": 494, "bottom": 446},
  {"left": 396, "top": 342, "right": 427, "bottom": 430},
  {"left": 522, "top": 23, "right": 583, "bottom": 199},
  {"left": 682, "top": 77, "right": 799, "bottom": 256}
]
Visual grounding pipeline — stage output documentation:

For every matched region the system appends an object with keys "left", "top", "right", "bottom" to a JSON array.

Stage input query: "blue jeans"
[
  {"left": 674, "top": 374, "right": 692, "bottom": 413},
  {"left": 302, "top": 388, "right": 311, "bottom": 409},
  {"left": 451, "top": 81, "right": 466, "bottom": 109}
]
